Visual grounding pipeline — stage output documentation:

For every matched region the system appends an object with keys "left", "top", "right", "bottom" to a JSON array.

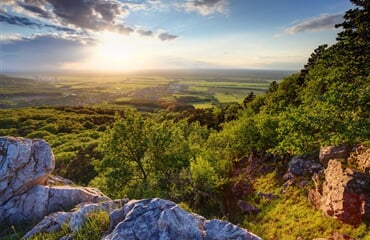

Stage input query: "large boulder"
[
  {"left": 319, "top": 159, "right": 369, "bottom": 225},
  {"left": 0, "top": 136, "right": 110, "bottom": 225},
  {"left": 104, "top": 198, "right": 262, "bottom": 240},
  {"left": 319, "top": 145, "right": 350, "bottom": 166},
  {"left": 24, "top": 198, "right": 262, "bottom": 240},
  {"left": 0, "top": 184, "right": 109, "bottom": 225},
  {"left": 0, "top": 137, "right": 54, "bottom": 205}
]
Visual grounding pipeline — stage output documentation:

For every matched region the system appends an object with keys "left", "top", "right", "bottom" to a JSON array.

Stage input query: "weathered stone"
[
  {"left": 232, "top": 179, "right": 254, "bottom": 198},
  {"left": 104, "top": 198, "right": 262, "bottom": 240},
  {"left": 0, "top": 137, "right": 54, "bottom": 205},
  {"left": 319, "top": 145, "right": 350, "bottom": 166},
  {"left": 308, "top": 189, "right": 322, "bottom": 210},
  {"left": 0, "top": 137, "right": 111, "bottom": 225},
  {"left": 48, "top": 175, "right": 74, "bottom": 186},
  {"left": 24, "top": 200, "right": 125, "bottom": 239},
  {"left": 288, "top": 157, "right": 305, "bottom": 176},
  {"left": 348, "top": 145, "right": 370, "bottom": 173},
  {"left": 0, "top": 184, "right": 109, "bottom": 225},
  {"left": 320, "top": 160, "right": 367, "bottom": 225},
  {"left": 237, "top": 200, "right": 260, "bottom": 215},
  {"left": 23, "top": 211, "right": 72, "bottom": 239}
]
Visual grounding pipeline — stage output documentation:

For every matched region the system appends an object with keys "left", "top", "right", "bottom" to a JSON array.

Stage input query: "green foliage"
[
  {"left": 74, "top": 211, "right": 109, "bottom": 240},
  {"left": 28, "top": 224, "right": 70, "bottom": 240},
  {"left": 0, "top": 106, "right": 115, "bottom": 185},
  {"left": 26, "top": 211, "right": 109, "bottom": 240}
]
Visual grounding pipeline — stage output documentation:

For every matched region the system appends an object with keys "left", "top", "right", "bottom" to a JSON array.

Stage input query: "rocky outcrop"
[
  {"left": 319, "top": 145, "right": 350, "bottom": 166},
  {"left": 1, "top": 136, "right": 262, "bottom": 239},
  {"left": 24, "top": 199, "right": 127, "bottom": 239},
  {"left": 104, "top": 198, "right": 262, "bottom": 240},
  {"left": 24, "top": 198, "right": 262, "bottom": 240},
  {"left": 0, "top": 137, "right": 54, "bottom": 206},
  {"left": 348, "top": 145, "right": 370, "bottom": 173},
  {"left": 0, "top": 184, "right": 109, "bottom": 224},
  {"left": 320, "top": 160, "right": 363, "bottom": 225},
  {"left": 0, "top": 136, "right": 110, "bottom": 225},
  {"left": 308, "top": 144, "right": 370, "bottom": 225}
]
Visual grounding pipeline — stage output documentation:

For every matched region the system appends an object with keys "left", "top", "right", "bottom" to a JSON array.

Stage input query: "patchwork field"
[{"left": 0, "top": 69, "right": 293, "bottom": 110}]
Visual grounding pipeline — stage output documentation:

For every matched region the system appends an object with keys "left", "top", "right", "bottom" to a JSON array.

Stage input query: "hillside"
[{"left": 0, "top": 0, "right": 369, "bottom": 239}]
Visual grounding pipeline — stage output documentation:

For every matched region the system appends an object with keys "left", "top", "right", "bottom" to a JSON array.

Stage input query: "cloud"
[
  {"left": 7, "top": 0, "right": 132, "bottom": 33},
  {"left": 137, "top": 29, "right": 153, "bottom": 37},
  {"left": 181, "top": 0, "right": 229, "bottom": 16},
  {"left": 283, "top": 13, "right": 343, "bottom": 35},
  {"left": 0, "top": 10, "right": 39, "bottom": 27},
  {"left": 18, "top": 2, "right": 52, "bottom": 19},
  {"left": 1, "top": 35, "right": 91, "bottom": 71},
  {"left": 158, "top": 32, "right": 178, "bottom": 41},
  {"left": 0, "top": 10, "right": 78, "bottom": 34},
  {"left": 1, "top": 0, "right": 179, "bottom": 44}
]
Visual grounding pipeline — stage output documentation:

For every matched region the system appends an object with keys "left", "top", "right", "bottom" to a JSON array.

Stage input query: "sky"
[{"left": 0, "top": 0, "right": 353, "bottom": 72}]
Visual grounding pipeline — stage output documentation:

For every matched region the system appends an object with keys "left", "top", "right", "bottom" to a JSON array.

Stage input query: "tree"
[
  {"left": 335, "top": 0, "right": 370, "bottom": 75},
  {"left": 96, "top": 110, "right": 151, "bottom": 197},
  {"left": 243, "top": 91, "right": 256, "bottom": 107}
]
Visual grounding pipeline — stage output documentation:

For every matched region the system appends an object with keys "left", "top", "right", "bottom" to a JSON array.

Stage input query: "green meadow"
[{"left": 1, "top": 69, "right": 291, "bottom": 110}]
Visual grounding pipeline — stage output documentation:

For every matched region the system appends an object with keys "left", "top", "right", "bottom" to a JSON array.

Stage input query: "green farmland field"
[{"left": 1, "top": 69, "right": 293, "bottom": 110}]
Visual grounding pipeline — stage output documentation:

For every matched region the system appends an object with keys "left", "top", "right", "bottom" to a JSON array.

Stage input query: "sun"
[
  {"left": 91, "top": 31, "right": 136, "bottom": 71},
  {"left": 65, "top": 30, "right": 174, "bottom": 72}
]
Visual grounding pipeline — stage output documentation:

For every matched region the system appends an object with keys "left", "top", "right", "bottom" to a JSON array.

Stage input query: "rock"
[
  {"left": 48, "top": 175, "right": 74, "bottom": 186},
  {"left": 348, "top": 145, "right": 370, "bottom": 173},
  {"left": 288, "top": 157, "right": 305, "bottom": 175},
  {"left": 1, "top": 137, "right": 263, "bottom": 239},
  {"left": 257, "top": 192, "right": 279, "bottom": 200},
  {"left": 308, "top": 189, "right": 321, "bottom": 209},
  {"left": 319, "top": 160, "right": 368, "bottom": 225},
  {"left": 237, "top": 200, "right": 260, "bottom": 215},
  {"left": 24, "top": 200, "right": 125, "bottom": 239},
  {"left": 0, "top": 137, "right": 54, "bottom": 206},
  {"left": 232, "top": 179, "right": 255, "bottom": 198},
  {"left": 0, "top": 136, "right": 110, "bottom": 225},
  {"left": 319, "top": 145, "right": 350, "bottom": 166},
  {"left": 104, "top": 198, "right": 262, "bottom": 240},
  {"left": 23, "top": 211, "right": 72, "bottom": 239},
  {"left": 0, "top": 184, "right": 110, "bottom": 225}
]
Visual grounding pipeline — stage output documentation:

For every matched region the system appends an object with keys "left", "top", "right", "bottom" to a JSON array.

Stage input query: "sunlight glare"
[{"left": 90, "top": 31, "right": 140, "bottom": 71}]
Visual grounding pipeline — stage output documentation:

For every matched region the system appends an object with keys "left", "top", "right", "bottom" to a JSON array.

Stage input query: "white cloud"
[
  {"left": 282, "top": 13, "right": 343, "bottom": 36},
  {"left": 179, "top": 0, "right": 229, "bottom": 16}
]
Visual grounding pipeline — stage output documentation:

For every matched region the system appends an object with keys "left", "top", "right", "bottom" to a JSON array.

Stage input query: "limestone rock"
[
  {"left": 104, "top": 198, "right": 262, "bottom": 240},
  {"left": 319, "top": 160, "right": 368, "bottom": 225},
  {"left": 23, "top": 211, "right": 72, "bottom": 239},
  {"left": 24, "top": 200, "right": 125, "bottom": 239},
  {"left": 0, "top": 137, "right": 54, "bottom": 205},
  {"left": 0, "top": 136, "right": 110, "bottom": 225},
  {"left": 319, "top": 145, "right": 350, "bottom": 166},
  {"left": 237, "top": 200, "right": 260, "bottom": 215},
  {"left": 0, "top": 184, "right": 109, "bottom": 225},
  {"left": 348, "top": 145, "right": 370, "bottom": 173}
]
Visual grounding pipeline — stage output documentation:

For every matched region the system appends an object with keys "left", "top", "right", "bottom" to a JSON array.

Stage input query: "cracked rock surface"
[{"left": 0, "top": 136, "right": 110, "bottom": 225}]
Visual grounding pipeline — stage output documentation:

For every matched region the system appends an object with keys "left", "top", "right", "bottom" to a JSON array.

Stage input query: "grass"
[
  {"left": 28, "top": 210, "right": 110, "bottom": 240},
  {"left": 193, "top": 102, "right": 214, "bottom": 109},
  {"left": 243, "top": 171, "right": 370, "bottom": 240}
]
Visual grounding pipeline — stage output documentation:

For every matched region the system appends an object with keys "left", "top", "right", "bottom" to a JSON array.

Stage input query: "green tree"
[{"left": 96, "top": 110, "right": 151, "bottom": 197}]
